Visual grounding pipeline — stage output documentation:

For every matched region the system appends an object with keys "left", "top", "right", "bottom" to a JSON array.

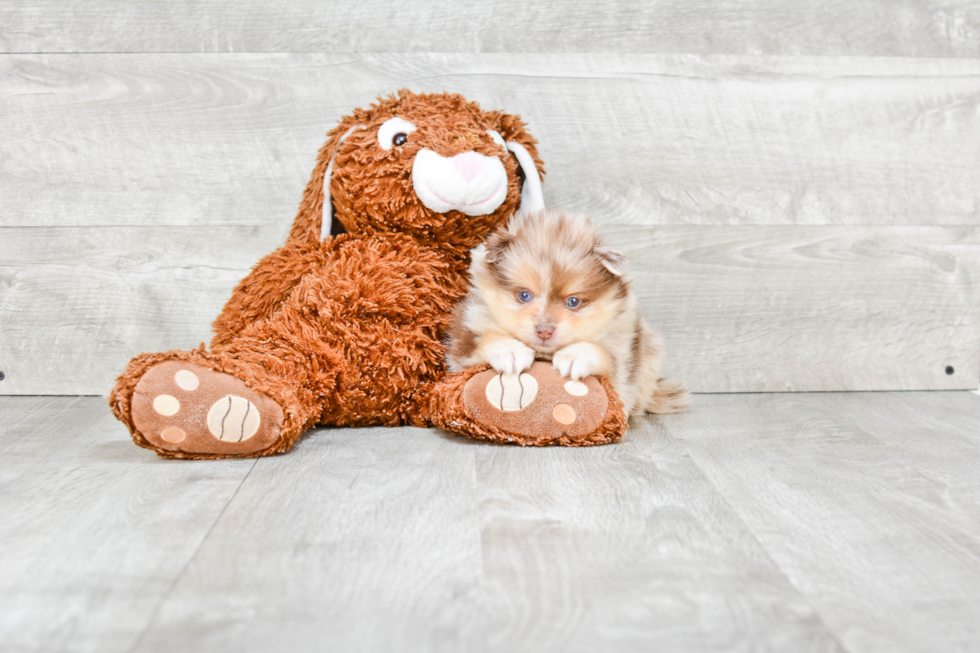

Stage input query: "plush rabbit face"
[{"left": 291, "top": 90, "right": 545, "bottom": 251}]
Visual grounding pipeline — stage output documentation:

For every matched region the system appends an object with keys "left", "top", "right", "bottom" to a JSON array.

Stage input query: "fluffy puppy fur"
[{"left": 446, "top": 208, "right": 690, "bottom": 418}]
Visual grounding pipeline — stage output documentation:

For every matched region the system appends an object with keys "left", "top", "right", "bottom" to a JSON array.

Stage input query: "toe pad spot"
[
  {"left": 153, "top": 395, "right": 180, "bottom": 416},
  {"left": 174, "top": 369, "right": 200, "bottom": 391},
  {"left": 553, "top": 403, "right": 577, "bottom": 425},
  {"left": 160, "top": 426, "right": 186, "bottom": 443}
]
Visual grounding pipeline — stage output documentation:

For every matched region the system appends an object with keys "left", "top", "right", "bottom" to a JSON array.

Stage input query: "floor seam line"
[
  {"left": 126, "top": 458, "right": 260, "bottom": 653},
  {"left": 663, "top": 420, "right": 852, "bottom": 653}
]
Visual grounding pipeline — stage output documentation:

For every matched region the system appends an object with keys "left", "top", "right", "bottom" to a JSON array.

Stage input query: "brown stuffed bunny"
[{"left": 109, "top": 90, "right": 626, "bottom": 459}]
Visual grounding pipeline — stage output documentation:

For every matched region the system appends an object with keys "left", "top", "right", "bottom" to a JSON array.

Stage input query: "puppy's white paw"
[
  {"left": 553, "top": 343, "right": 605, "bottom": 380},
  {"left": 485, "top": 339, "right": 536, "bottom": 376}
]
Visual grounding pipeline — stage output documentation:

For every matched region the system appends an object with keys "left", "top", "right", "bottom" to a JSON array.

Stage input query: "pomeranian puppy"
[{"left": 446, "top": 208, "right": 689, "bottom": 418}]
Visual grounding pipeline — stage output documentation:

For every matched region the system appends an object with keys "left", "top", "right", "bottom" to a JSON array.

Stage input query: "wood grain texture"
[
  {"left": 131, "top": 425, "right": 486, "bottom": 652},
  {"left": 604, "top": 225, "right": 980, "bottom": 393},
  {"left": 810, "top": 392, "right": 980, "bottom": 504},
  {"left": 1, "top": 225, "right": 976, "bottom": 395},
  {"left": 7, "top": 393, "right": 980, "bottom": 651},
  {"left": 0, "top": 226, "right": 286, "bottom": 395},
  {"left": 129, "top": 422, "right": 842, "bottom": 653},
  {"left": 673, "top": 392, "right": 980, "bottom": 653},
  {"left": 0, "top": 396, "right": 256, "bottom": 653},
  {"left": 2, "top": 0, "right": 978, "bottom": 57},
  {"left": 3, "top": 54, "right": 978, "bottom": 228},
  {"left": 468, "top": 427, "right": 843, "bottom": 652}
]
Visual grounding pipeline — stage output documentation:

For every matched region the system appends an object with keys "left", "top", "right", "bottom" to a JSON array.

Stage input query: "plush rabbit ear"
[
  {"left": 318, "top": 125, "right": 364, "bottom": 240},
  {"left": 505, "top": 140, "right": 545, "bottom": 213}
]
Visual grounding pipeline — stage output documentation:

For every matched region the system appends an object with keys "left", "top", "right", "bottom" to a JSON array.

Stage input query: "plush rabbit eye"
[
  {"left": 518, "top": 291, "right": 533, "bottom": 303},
  {"left": 566, "top": 297, "right": 581, "bottom": 309},
  {"left": 377, "top": 117, "right": 417, "bottom": 150}
]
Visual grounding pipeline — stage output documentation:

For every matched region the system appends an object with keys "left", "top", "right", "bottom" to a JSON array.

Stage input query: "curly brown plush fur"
[{"left": 109, "top": 90, "right": 628, "bottom": 458}]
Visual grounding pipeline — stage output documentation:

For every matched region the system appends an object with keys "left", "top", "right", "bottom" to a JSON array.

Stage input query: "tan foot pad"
[
  {"left": 131, "top": 361, "right": 284, "bottom": 456},
  {"left": 463, "top": 361, "right": 608, "bottom": 442}
]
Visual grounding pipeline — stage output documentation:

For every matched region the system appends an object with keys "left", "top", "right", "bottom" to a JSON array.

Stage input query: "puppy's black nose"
[{"left": 536, "top": 325, "right": 555, "bottom": 341}]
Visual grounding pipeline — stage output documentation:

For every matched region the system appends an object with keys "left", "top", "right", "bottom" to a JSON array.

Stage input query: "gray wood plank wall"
[
  {"left": 5, "top": 55, "right": 979, "bottom": 229},
  {"left": 1, "top": 2, "right": 978, "bottom": 395},
  {"left": 3, "top": 1, "right": 979, "bottom": 57},
  {"left": 2, "top": 226, "right": 976, "bottom": 395}
]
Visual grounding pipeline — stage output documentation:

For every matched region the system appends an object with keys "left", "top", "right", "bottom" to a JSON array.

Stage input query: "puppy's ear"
[
  {"left": 484, "top": 230, "right": 514, "bottom": 264},
  {"left": 595, "top": 247, "right": 627, "bottom": 276}
]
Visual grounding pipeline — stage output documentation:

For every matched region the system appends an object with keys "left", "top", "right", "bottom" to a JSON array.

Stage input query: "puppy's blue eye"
[
  {"left": 566, "top": 297, "right": 581, "bottom": 309},
  {"left": 518, "top": 291, "right": 533, "bottom": 303}
]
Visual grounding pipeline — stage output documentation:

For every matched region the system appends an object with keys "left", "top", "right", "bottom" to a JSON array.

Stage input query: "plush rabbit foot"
[
  {"left": 129, "top": 361, "right": 284, "bottom": 457},
  {"left": 434, "top": 361, "right": 627, "bottom": 446}
]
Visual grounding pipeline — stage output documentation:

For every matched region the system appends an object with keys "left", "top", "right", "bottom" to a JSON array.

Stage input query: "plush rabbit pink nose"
[{"left": 452, "top": 151, "right": 486, "bottom": 182}]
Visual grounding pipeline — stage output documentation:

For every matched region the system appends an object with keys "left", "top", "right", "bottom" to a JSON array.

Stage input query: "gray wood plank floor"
[{"left": 3, "top": 392, "right": 979, "bottom": 652}]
